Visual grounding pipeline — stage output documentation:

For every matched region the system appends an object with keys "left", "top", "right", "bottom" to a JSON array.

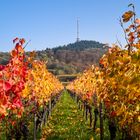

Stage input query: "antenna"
[{"left": 76, "top": 18, "right": 80, "bottom": 42}]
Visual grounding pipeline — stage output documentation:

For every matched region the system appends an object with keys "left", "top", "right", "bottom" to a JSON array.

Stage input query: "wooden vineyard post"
[
  {"left": 46, "top": 104, "right": 49, "bottom": 122},
  {"left": 93, "top": 108, "right": 98, "bottom": 131},
  {"left": 49, "top": 98, "right": 52, "bottom": 116},
  {"left": 34, "top": 113, "right": 37, "bottom": 140},
  {"left": 83, "top": 102, "right": 86, "bottom": 117},
  {"left": 89, "top": 105, "right": 92, "bottom": 127},
  {"left": 78, "top": 97, "right": 81, "bottom": 109},
  {"left": 109, "top": 120, "right": 117, "bottom": 140},
  {"left": 93, "top": 92, "right": 98, "bottom": 131},
  {"left": 85, "top": 102, "right": 88, "bottom": 120},
  {"left": 75, "top": 94, "right": 77, "bottom": 103},
  {"left": 51, "top": 99, "right": 54, "bottom": 108},
  {"left": 33, "top": 100, "right": 37, "bottom": 140},
  {"left": 80, "top": 102, "right": 82, "bottom": 110},
  {"left": 54, "top": 96, "right": 56, "bottom": 106},
  {"left": 41, "top": 105, "right": 48, "bottom": 129},
  {"left": 99, "top": 102, "right": 104, "bottom": 140},
  {"left": 77, "top": 95, "right": 79, "bottom": 104}
]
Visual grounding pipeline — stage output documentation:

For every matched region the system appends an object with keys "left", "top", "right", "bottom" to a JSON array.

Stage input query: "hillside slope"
[
  {"left": 0, "top": 40, "right": 108, "bottom": 75},
  {"left": 36, "top": 40, "right": 108, "bottom": 74}
]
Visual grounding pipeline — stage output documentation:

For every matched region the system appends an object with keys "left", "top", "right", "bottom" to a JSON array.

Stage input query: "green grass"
[
  {"left": 41, "top": 90, "right": 94, "bottom": 140},
  {"left": 0, "top": 90, "right": 120, "bottom": 140}
]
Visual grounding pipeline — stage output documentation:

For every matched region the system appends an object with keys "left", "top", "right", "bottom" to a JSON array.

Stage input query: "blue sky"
[{"left": 0, "top": 0, "right": 140, "bottom": 52}]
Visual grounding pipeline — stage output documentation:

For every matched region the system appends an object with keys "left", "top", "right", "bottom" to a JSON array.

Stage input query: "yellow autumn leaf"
[{"left": 122, "top": 11, "right": 134, "bottom": 22}]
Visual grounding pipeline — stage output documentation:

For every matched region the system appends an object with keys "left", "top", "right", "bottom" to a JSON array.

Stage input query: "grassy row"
[{"left": 41, "top": 90, "right": 94, "bottom": 140}]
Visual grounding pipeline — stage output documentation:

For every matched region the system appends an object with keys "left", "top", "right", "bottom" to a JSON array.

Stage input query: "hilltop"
[
  {"left": 35, "top": 40, "right": 108, "bottom": 74},
  {"left": 0, "top": 40, "right": 108, "bottom": 75}
]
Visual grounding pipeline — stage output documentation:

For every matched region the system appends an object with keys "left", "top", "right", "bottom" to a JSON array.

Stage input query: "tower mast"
[{"left": 76, "top": 18, "right": 80, "bottom": 42}]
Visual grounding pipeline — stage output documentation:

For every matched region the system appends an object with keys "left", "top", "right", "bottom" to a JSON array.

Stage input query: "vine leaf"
[{"left": 122, "top": 11, "right": 134, "bottom": 22}]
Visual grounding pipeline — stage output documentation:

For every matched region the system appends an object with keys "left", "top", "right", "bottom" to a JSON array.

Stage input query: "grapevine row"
[
  {"left": 0, "top": 38, "right": 64, "bottom": 139},
  {"left": 67, "top": 5, "right": 140, "bottom": 140}
]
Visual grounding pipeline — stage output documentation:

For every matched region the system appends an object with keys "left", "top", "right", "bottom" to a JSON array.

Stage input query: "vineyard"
[
  {"left": 0, "top": 38, "right": 64, "bottom": 139},
  {"left": 67, "top": 5, "right": 140, "bottom": 140},
  {"left": 0, "top": 4, "right": 140, "bottom": 140}
]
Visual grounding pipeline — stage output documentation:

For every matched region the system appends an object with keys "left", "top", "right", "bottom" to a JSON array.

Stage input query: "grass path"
[{"left": 41, "top": 90, "right": 94, "bottom": 140}]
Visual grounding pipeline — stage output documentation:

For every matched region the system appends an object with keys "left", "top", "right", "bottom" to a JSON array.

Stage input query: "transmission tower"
[{"left": 76, "top": 18, "right": 80, "bottom": 42}]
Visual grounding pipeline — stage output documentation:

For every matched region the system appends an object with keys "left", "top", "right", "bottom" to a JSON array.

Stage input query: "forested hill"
[
  {"left": 50, "top": 40, "right": 104, "bottom": 51},
  {"left": 36, "top": 40, "right": 109, "bottom": 74},
  {"left": 0, "top": 40, "right": 108, "bottom": 75}
]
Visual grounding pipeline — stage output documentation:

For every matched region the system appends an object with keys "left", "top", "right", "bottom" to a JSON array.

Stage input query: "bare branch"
[
  {"left": 116, "top": 35, "right": 123, "bottom": 48},
  {"left": 119, "top": 18, "right": 131, "bottom": 54},
  {"left": 24, "top": 40, "right": 31, "bottom": 49}
]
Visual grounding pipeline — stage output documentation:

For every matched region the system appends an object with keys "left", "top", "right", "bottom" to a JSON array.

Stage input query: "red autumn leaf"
[
  {"left": 110, "top": 111, "right": 117, "bottom": 117},
  {"left": 17, "top": 110, "right": 22, "bottom": 117},
  {"left": 0, "top": 80, "right": 3, "bottom": 88},
  {"left": 135, "top": 18, "right": 140, "bottom": 24},
  {"left": 99, "top": 59, "right": 104, "bottom": 65},
  {"left": 0, "top": 114, "right": 5, "bottom": 120},
  {"left": 13, "top": 97, "right": 22, "bottom": 108},
  {"left": 19, "top": 38, "right": 25, "bottom": 45},
  {"left": 0, "top": 65, "right": 5, "bottom": 71},
  {"left": 15, "top": 43, "right": 24, "bottom": 54},
  {"left": 136, "top": 25, "right": 140, "bottom": 32},
  {"left": 11, "top": 50, "right": 17, "bottom": 57},
  {"left": 129, "top": 24, "right": 135, "bottom": 30},
  {"left": 13, "top": 38, "right": 19, "bottom": 44},
  {"left": 3, "top": 81, "right": 12, "bottom": 91},
  {"left": 104, "top": 100, "right": 110, "bottom": 109},
  {"left": 2, "top": 95, "right": 8, "bottom": 105},
  {"left": 128, "top": 32, "right": 135, "bottom": 37},
  {"left": 11, "top": 121, "right": 16, "bottom": 126},
  {"left": 86, "top": 92, "right": 92, "bottom": 99},
  {"left": 15, "top": 43, "right": 21, "bottom": 51},
  {"left": 12, "top": 81, "right": 24, "bottom": 94},
  {"left": 128, "top": 36, "right": 135, "bottom": 43}
]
